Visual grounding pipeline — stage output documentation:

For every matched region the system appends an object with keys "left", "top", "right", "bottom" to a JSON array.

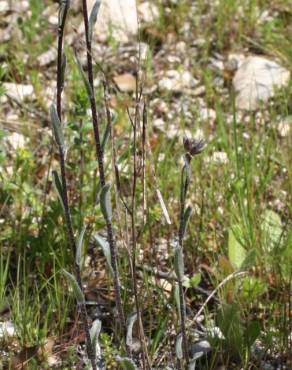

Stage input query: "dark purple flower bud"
[{"left": 183, "top": 136, "right": 205, "bottom": 157}]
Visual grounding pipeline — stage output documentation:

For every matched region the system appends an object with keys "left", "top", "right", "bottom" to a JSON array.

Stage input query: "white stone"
[
  {"left": 6, "top": 132, "right": 27, "bottom": 150},
  {"left": 86, "top": 0, "right": 138, "bottom": 43},
  {"left": 198, "top": 108, "right": 216, "bottom": 122},
  {"left": 3, "top": 82, "right": 34, "bottom": 101},
  {"left": 233, "top": 56, "right": 290, "bottom": 110},
  {"left": 37, "top": 48, "right": 57, "bottom": 67},
  {"left": 278, "top": 116, "right": 291, "bottom": 137},
  {"left": 0, "top": 321, "right": 16, "bottom": 338},
  {"left": 210, "top": 151, "right": 228, "bottom": 164},
  {"left": 0, "top": 1, "right": 9, "bottom": 13},
  {"left": 138, "top": 2, "right": 159, "bottom": 23},
  {"left": 158, "top": 70, "right": 199, "bottom": 92}
]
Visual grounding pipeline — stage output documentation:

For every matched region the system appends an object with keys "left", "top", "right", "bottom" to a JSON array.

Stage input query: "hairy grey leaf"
[
  {"left": 126, "top": 312, "right": 138, "bottom": 348},
  {"left": 174, "top": 247, "right": 184, "bottom": 282},
  {"left": 50, "top": 104, "right": 65, "bottom": 148},
  {"left": 90, "top": 319, "right": 102, "bottom": 358},
  {"left": 175, "top": 333, "right": 183, "bottom": 360},
  {"left": 93, "top": 234, "right": 113, "bottom": 275},
  {"left": 76, "top": 225, "right": 87, "bottom": 267},
  {"left": 52, "top": 170, "right": 65, "bottom": 212},
  {"left": 100, "top": 183, "right": 112, "bottom": 222},
  {"left": 181, "top": 205, "right": 192, "bottom": 239},
  {"left": 62, "top": 269, "right": 85, "bottom": 303},
  {"left": 75, "top": 54, "right": 94, "bottom": 100},
  {"left": 89, "top": 1, "right": 101, "bottom": 43}
]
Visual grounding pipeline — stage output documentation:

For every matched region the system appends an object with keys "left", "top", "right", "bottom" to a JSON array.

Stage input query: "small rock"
[
  {"left": 277, "top": 116, "right": 291, "bottom": 137},
  {"left": 3, "top": 83, "right": 34, "bottom": 102},
  {"left": 198, "top": 108, "right": 216, "bottom": 122},
  {"left": 37, "top": 48, "right": 57, "bottom": 67},
  {"left": 6, "top": 132, "right": 27, "bottom": 150},
  {"left": 207, "top": 151, "right": 229, "bottom": 165},
  {"left": 233, "top": 56, "right": 290, "bottom": 110},
  {"left": 158, "top": 70, "right": 199, "bottom": 93},
  {"left": 113, "top": 73, "right": 136, "bottom": 92},
  {"left": 83, "top": 0, "right": 138, "bottom": 43},
  {"left": 191, "top": 85, "right": 205, "bottom": 96},
  {"left": 0, "top": 321, "right": 16, "bottom": 338},
  {"left": 0, "top": 1, "right": 9, "bottom": 13},
  {"left": 138, "top": 2, "right": 159, "bottom": 23}
]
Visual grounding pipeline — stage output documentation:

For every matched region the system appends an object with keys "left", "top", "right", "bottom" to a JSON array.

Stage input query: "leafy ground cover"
[{"left": 0, "top": 0, "right": 291, "bottom": 369}]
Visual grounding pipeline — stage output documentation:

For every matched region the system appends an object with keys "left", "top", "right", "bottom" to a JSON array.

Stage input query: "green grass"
[{"left": 0, "top": 0, "right": 291, "bottom": 369}]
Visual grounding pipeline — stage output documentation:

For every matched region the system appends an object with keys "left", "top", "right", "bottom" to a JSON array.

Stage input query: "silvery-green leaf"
[
  {"left": 58, "top": 0, "right": 70, "bottom": 27},
  {"left": 181, "top": 205, "right": 192, "bottom": 239},
  {"left": 90, "top": 319, "right": 102, "bottom": 358},
  {"left": 116, "top": 356, "right": 137, "bottom": 370},
  {"left": 174, "top": 282, "right": 180, "bottom": 312},
  {"left": 93, "top": 234, "right": 113, "bottom": 274},
  {"left": 175, "top": 333, "right": 183, "bottom": 360},
  {"left": 188, "top": 352, "right": 204, "bottom": 370},
  {"left": 174, "top": 247, "right": 184, "bottom": 281},
  {"left": 88, "top": 1, "right": 101, "bottom": 43},
  {"left": 52, "top": 170, "right": 65, "bottom": 212},
  {"left": 62, "top": 269, "right": 85, "bottom": 303},
  {"left": 76, "top": 225, "right": 87, "bottom": 267},
  {"left": 60, "top": 52, "right": 67, "bottom": 89},
  {"left": 100, "top": 183, "right": 112, "bottom": 222},
  {"left": 50, "top": 104, "right": 65, "bottom": 148},
  {"left": 126, "top": 312, "right": 137, "bottom": 348},
  {"left": 101, "top": 121, "right": 110, "bottom": 153},
  {"left": 75, "top": 54, "right": 94, "bottom": 100}
]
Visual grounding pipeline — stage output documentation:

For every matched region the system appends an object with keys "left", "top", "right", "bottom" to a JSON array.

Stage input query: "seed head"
[{"left": 183, "top": 136, "right": 205, "bottom": 158}]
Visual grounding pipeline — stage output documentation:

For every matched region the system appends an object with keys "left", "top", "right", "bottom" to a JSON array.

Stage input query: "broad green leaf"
[
  {"left": 126, "top": 312, "right": 137, "bottom": 348},
  {"left": 261, "top": 210, "right": 283, "bottom": 251},
  {"left": 100, "top": 183, "right": 112, "bottom": 222},
  {"left": 90, "top": 319, "right": 101, "bottom": 357},
  {"left": 228, "top": 225, "right": 247, "bottom": 270},
  {"left": 181, "top": 205, "right": 192, "bottom": 239},
  {"left": 75, "top": 54, "right": 94, "bottom": 100},
  {"left": 88, "top": 1, "right": 101, "bottom": 43},
  {"left": 52, "top": 170, "right": 65, "bottom": 212},
  {"left": 175, "top": 333, "right": 183, "bottom": 360},
  {"left": 174, "top": 247, "right": 184, "bottom": 281},
  {"left": 116, "top": 356, "right": 138, "bottom": 370},
  {"left": 76, "top": 225, "right": 87, "bottom": 267},
  {"left": 62, "top": 269, "right": 85, "bottom": 303},
  {"left": 50, "top": 104, "right": 65, "bottom": 148},
  {"left": 93, "top": 234, "right": 113, "bottom": 274}
]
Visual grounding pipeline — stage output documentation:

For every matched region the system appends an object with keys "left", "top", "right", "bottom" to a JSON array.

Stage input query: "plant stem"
[
  {"left": 81, "top": 0, "right": 126, "bottom": 336},
  {"left": 55, "top": 2, "right": 96, "bottom": 369},
  {"left": 177, "top": 165, "right": 190, "bottom": 366}
]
